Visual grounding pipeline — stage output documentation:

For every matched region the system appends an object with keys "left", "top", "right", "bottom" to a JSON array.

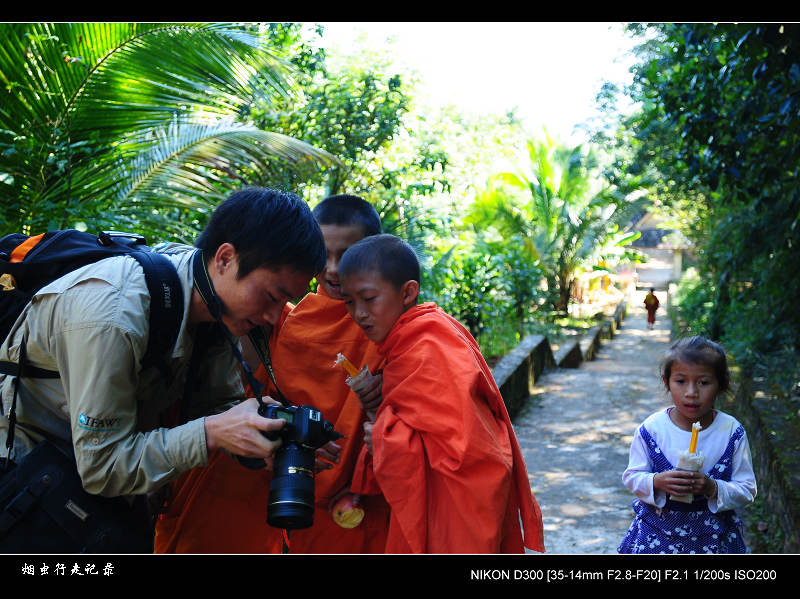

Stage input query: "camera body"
[
  {"left": 258, "top": 403, "right": 340, "bottom": 448},
  {"left": 258, "top": 403, "right": 342, "bottom": 530}
]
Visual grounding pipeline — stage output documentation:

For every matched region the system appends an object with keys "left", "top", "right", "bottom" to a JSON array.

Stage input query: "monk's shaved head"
[
  {"left": 312, "top": 194, "right": 381, "bottom": 238},
  {"left": 339, "top": 234, "right": 420, "bottom": 289}
]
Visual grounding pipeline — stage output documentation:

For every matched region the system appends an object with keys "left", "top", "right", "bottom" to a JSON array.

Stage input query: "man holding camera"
[{"left": 0, "top": 187, "right": 326, "bottom": 553}]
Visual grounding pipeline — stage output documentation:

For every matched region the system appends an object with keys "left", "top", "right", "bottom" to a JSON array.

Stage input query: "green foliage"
[
  {"left": 495, "top": 239, "right": 546, "bottom": 333},
  {"left": 744, "top": 493, "right": 789, "bottom": 553},
  {"left": 425, "top": 235, "right": 504, "bottom": 341},
  {"left": 421, "top": 230, "right": 546, "bottom": 356},
  {"left": 670, "top": 268, "right": 715, "bottom": 337},
  {"left": 247, "top": 24, "right": 451, "bottom": 268},
  {"left": 625, "top": 23, "right": 800, "bottom": 401},
  {"left": 0, "top": 20, "right": 649, "bottom": 366},
  {"left": 248, "top": 37, "right": 412, "bottom": 197},
  {"left": 247, "top": 24, "right": 414, "bottom": 195},
  {"left": 0, "top": 22, "right": 337, "bottom": 242},
  {"left": 466, "top": 132, "right": 648, "bottom": 313}
]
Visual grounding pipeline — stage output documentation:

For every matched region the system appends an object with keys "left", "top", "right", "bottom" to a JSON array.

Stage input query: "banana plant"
[
  {"left": 0, "top": 22, "right": 340, "bottom": 240},
  {"left": 467, "top": 133, "right": 648, "bottom": 313}
]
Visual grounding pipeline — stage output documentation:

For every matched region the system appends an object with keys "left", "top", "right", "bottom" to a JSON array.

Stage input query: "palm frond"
[
  {"left": 0, "top": 22, "right": 328, "bottom": 234},
  {"left": 70, "top": 24, "right": 297, "bottom": 135},
  {"left": 112, "top": 117, "right": 341, "bottom": 213}
]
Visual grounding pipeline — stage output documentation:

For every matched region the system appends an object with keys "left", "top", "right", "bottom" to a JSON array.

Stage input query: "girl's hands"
[{"left": 654, "top": 470, "right": 717, "bottom": 497}]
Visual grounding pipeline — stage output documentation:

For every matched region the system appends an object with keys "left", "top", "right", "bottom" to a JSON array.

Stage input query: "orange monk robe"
[
  {"left": 644, "top": 292, "right": 660, "bottom": 324},
  {"left": 258, "top": 284, "right": 390, "bottom": 554},
  {"left": 351, "top": 302, "right": 545, "bottom": 554},
  {"left": 154, "top": 286, "right": 390, "bottom": 553},
  {"left": 153, "top": 303, "right": 293, "bottom": 554}
]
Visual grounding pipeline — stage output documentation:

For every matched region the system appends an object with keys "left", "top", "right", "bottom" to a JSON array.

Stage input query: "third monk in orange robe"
[
  {"left": 342, "top": 234, "right": 545, "bottom": 554},
  {"left": 351, "top": 303, "right": 544, "bottom": 553},
  {"left": 155, "top": 285, "right": 390, "bottom": 553},
  {"left": 153, "top": 305, "right": 292, "bottom": 554}
]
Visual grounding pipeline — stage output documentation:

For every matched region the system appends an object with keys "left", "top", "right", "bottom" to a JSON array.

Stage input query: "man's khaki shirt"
[{"left": 0, "top": 243, "right": 244, "bottom": 497}]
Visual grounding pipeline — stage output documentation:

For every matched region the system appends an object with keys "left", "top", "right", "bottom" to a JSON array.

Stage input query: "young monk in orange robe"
[
  {"left": 153, "top": 195, "right": 390, "bottom": 553},
  {"left": 340, "top": 234, "right": 545, "bottom": 554},
  {"left": 644, "top": 288, "right": 660, "bottom": 330}
]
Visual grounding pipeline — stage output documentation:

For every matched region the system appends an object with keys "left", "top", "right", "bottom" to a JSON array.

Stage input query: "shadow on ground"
[{"left": 515, "top": 287, "right": 672, "bottom": 554}]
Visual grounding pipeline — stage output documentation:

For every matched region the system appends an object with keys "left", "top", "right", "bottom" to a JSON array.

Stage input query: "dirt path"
[{"left": 514, "top": 284, "right": 672, "bottom": 554}]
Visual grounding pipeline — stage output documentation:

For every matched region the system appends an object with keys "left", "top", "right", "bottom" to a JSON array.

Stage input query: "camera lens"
[{"left": 267, "top": 442, "right": 316, "bottom": 530}]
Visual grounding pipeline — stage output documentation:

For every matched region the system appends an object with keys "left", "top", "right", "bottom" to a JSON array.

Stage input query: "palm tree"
[
  {"left": 468, "top": 132, "right": 645, "bottom": 313},
  {"left": 0, "top": 23, "right": 339, "bottom": 241}
]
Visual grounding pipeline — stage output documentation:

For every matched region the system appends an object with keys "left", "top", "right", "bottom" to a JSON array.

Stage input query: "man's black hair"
[
  {"left": 338, "top": 233, "right": 420, "bottom": 289},
  {"left": 195, "top": 187, "right": 326, "bottom": 278},
  {"left": 312, "top": 194, "right": 382, "bottom": 237}
]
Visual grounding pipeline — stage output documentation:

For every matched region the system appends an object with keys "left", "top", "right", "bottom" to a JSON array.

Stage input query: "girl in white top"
[{"left": 618, "top": 336, "right": 756, "bottom": 553}]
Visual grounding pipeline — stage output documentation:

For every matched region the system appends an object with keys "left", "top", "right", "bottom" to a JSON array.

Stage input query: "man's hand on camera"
[{"left": 204, "top": 397, "right": 285, "bottom": 468}]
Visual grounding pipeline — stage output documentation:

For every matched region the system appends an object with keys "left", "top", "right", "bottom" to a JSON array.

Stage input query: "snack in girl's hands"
[{"left": 672, "top": 422, "right": 704, "bottom": 503}]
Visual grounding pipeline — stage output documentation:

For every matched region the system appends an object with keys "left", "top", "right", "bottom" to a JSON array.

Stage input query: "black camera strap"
[
  {"left": 246, "top": 326, "right": 290, "bottom": 407},
  {"left": 191, "top": 249, "right": 296, "bottom": 554},
  {"left": 191, "top": 249, "right": 290, "bottom": 408}
]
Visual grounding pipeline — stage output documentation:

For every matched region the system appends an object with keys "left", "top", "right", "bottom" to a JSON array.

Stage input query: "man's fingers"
[
  {"left": 256, "top": 417, "right": 286, "bottom": 432},
  {"left": 260, "top": 396, "right": 282, "bottom": 406},
  {"left": 205, "top": 397, "right": 290, "bottom": 460}
]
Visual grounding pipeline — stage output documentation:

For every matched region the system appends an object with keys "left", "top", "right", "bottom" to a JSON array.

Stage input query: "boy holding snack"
[
  {"left": 154, "top": 195, "right": 390, "bottom": 553},
  {"left": 339, "top": 234, "right": 545, "bottom": 553}
]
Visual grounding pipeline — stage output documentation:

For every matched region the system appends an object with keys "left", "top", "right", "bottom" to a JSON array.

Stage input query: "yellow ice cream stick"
[
  {"left": 688, "top": 421, "right": 702, "bottom": 453},
  {"left": 334, "top": 352, "right": 361, "bottom": 377}
]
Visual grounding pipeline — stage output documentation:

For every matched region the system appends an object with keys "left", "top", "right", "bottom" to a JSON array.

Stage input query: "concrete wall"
[
  {"left": 492, "top": 335, "right": 554, "bottom": 419},
  {"left": 493, "top": 299, "right": 628, "bottom": 419}
]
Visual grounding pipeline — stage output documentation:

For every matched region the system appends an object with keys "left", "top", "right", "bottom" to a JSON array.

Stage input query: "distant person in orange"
[
  {"left": 339, "top": 234, "right": 545, "bottom": 553},
  {"left": 644, "top": 288, "right": 660, "bottom": 330},
  {"left": 153, "top": 194, "right": 390, "bottom": 553}
]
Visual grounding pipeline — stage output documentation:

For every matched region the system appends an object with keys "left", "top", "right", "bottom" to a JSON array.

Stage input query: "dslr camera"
[{"left": 253, "top": 403, "right": 342, "bottom": 530}]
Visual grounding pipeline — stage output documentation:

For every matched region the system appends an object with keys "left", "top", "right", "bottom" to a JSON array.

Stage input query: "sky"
[{"left": 317, "top": 22, "right": 641, "bottom": 144}]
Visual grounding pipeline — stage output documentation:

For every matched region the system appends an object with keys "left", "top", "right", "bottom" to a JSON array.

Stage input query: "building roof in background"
[{"left": 627, "top": 210, "right": 689, "bottom": 249}]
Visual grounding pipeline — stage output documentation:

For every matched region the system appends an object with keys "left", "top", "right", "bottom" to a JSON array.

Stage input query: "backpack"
[
  {"left": 0, "top": 229, "right": 184, "bottom": 380},
  {"left": 0, "top": 230, "right": 185, "bottom": 552}
]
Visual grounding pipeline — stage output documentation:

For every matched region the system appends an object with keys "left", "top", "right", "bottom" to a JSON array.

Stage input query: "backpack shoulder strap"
[{"left": 127, "top": 250, "right": 184, "bottom": 383}]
